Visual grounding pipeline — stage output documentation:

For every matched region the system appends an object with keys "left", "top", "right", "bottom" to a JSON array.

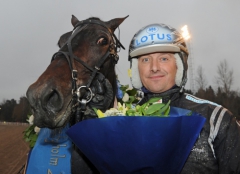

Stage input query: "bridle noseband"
[{"left": 51, "top": 19, "right": 124, "bottom": 123}]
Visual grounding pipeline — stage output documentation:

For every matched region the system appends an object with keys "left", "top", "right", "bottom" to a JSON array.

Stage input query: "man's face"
[{"left": 138, "top": 52, "right": 177, "bottom": 93}]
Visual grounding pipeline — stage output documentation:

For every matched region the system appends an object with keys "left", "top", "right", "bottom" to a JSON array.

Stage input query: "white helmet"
[{"left": 128, "top": 23, "right": 189, "bottom": 91}]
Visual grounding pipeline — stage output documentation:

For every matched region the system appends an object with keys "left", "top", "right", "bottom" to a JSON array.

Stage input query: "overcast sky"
[{"left": 1, "top": 0, "right": 240, "bottom": 102}]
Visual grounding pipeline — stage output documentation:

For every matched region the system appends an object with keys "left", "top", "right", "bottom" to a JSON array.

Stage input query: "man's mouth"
[{"left": 149, "top": 75, "right": 164, "bottom": 79}]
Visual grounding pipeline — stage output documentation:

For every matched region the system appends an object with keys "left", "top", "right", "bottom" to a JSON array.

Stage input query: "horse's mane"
[{"left": 87, "top": 17, "right": 101, "bottom": 21}]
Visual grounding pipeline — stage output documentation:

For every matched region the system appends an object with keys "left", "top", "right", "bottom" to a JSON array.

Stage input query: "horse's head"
[{"left": 26, "top": 15, "right": 128, "bottom": 129}]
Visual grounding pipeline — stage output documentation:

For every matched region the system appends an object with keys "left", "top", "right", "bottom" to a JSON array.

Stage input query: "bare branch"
[
  {"left": 215, "top": 59, "right": 234, "bottom": 95},
  {"left": 195, "top": 65, "right": 208, "bottom": 90}
]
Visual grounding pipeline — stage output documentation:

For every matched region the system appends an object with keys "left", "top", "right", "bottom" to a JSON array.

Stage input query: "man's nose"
[{"left": 151, "top": 58, "right": 160, "bottom": 72}]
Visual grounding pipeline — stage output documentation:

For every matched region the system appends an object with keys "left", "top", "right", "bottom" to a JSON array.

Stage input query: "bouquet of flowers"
[
  {"left": 66, "top": 83, "right": 206, "bottom": 174},
  {"left": 23, "top": 115, "right": 40, "bottom": 148}
]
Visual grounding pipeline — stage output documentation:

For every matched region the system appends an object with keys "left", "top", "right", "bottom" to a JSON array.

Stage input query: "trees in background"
[
  {"left": 195, "top": 86, "right": 240, "bottom": 120},
  {"left": 0, "top": 99, "right": 17, "bottom": 122},
  {"left": 215, "top": 60, "right": 234, "bottom": 95},
  {"left": 195, "top": 66, "right": 208, "bottom": 90},
  {"left": 194, "top": 59, "right": 240, "bottom": 120},
  {"left": 12, "top": 97, "right": 31, "bottom": 122},
  {"left": 0, "top": 96, "right": 31, "bottom": 122}
]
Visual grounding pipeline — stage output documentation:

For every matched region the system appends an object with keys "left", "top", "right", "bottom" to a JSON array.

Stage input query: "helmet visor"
[{"left": 130, "top": 44, "right": 180, "bottom": 57}]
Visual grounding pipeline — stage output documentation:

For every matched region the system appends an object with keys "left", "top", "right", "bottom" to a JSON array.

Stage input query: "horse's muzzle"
[{"left": 26, "top": 83, "right": 65, "bottom": 128}]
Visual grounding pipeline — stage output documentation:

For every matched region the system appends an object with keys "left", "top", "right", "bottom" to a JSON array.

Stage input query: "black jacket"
[{"left": 139, "top": 87, "right": 240, "bottom": 174}]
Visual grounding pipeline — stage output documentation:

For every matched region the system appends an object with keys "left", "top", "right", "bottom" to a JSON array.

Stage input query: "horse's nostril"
[{"left": 44, "top": 89, "right": 62, "bottom": 113}]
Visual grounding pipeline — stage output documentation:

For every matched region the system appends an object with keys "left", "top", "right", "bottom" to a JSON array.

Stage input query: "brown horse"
[{"left": 26, "top": 15, "right": 128, "bottom": 129}]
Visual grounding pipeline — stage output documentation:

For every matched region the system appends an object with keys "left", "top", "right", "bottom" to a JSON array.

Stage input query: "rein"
[{"left": 51, "top": 19, "right": 124, "bottom": 123}]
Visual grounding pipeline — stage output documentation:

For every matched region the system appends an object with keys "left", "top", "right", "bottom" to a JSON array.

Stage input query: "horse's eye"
[{"left": 97, "top": 37, "right": 108, "bottom": 45}]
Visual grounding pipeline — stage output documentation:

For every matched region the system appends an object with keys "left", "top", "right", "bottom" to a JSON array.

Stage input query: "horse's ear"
[
  {"left": 106, "top": 15, "right": 129, "bottom": 33},
  {"left": 71, "top": 15, "right": 80, "bottom": 27}
]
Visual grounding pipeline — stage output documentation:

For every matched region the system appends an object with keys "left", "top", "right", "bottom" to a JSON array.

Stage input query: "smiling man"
[
  {"left": 128, "top": 23, "right": 240, "bottom": 173},
  {"left": 138, "top": 52, "right": 177, "bottom": 93}
]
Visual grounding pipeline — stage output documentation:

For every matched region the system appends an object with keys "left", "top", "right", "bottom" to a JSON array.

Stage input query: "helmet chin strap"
[
  {"left": 174, "top": 53, "right": 184, "bottom": 87},
  {"left": 179, "top": 77, "right": 187, "bottom": 93},
  {"left": 175, "top": 52, "right": 188, "bottom": 93},
  {"left": 130, "top": 58, "right": 142, "bottom": 89}
]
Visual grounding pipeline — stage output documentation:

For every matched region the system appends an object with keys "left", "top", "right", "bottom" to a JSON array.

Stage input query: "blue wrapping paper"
[{"left": 67, "top": 108, "right": 205, "bottom": 174}]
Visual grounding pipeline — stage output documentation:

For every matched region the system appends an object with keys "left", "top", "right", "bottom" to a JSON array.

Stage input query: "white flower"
[
  {"left": 28, "top": 115, "right": 34, "bottom": 125},
  {"left": 104, "top": 108, "right": 122, "bottom": 116},
  {"left": 126, "top": 87, "right": 133, "bottom": 91},
  {"left": 122, "top": 93, "right": 129, "bottom": 102},
  {"left": 34, "top": 126, "right": 41, "bottom": 134},
  {"left": 117, "top": 102, "right": 128, "bottom": 115}
]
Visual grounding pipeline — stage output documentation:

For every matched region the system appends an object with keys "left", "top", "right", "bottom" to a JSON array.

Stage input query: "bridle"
[{"left": 51, "top": 19, "right": 124, "bottom": 123}]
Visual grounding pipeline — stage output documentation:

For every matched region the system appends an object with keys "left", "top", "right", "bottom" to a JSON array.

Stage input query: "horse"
[
  {"left": 26, "top": 15, "right": 128, "bottom": 129},
  {"left": 25, "top": 15, "right": 128, "bottom": 173}
]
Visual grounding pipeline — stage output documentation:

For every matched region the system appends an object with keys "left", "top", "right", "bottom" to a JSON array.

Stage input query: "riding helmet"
[{"left": 128, "top": 23, "right": 189, "bottom": 91}]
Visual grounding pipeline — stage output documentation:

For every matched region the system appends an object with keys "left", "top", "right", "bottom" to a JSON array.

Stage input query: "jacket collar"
[{"left": 138, "top": 85, "right": 181, "bottom": 105}]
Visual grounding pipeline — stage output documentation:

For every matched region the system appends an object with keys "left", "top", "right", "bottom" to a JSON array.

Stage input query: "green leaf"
[
  {"left": 126, "top": 109, "right": 136, "bottom": 116},
  {"left": 135, "top": 105, "right": 141, "bottom": 112},
  {"left": 26, "top": 128, "right": 34, "bottom": 137},
  {"left": 31, "top": 134, "right": 38, "bottom": 141},
  {"left": 135, "top": 112, "right": 142, "bottom": 116},
  {"left": 145, "top": 103, "right": 165, "bottom": 115},
  {"left": 24, "top": 137, "right": 30, "bottom": 142},
  {"left": 164, "top": 105, "right": 171, "bottom": 116},
  {"left": 126, "top": 89, "right": 137, "bottom": 96},
  {"left": 158, "top": 100, "right": 171, "bottom": 115},
  {"left": 126, "top": 96, "right": 135, "bottom": 103},
  {"left": 29, "top": 133, "right": 35, "bottom": 139},
  {"left": 30, "top": 141, "right": 36, "bottom": 148},
  {"left": 92, "top": 107, "right": 98, "bottom": 115},
  {"left": 146, "top": 97, "right": 162, "bottom": 104},
  {"left": 125, "top": 103, "right": 132, "bottom": 109},
  {"left": 120, "top": 85, "right": 129, "bottom": 91},
  {"left": 140, "top": 103, "right": 147, "bottom": 115}
]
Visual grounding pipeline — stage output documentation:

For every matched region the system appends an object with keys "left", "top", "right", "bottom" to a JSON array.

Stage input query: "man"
[{"left": 128, "top": 23, "right": 240, "bottom": 173}]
